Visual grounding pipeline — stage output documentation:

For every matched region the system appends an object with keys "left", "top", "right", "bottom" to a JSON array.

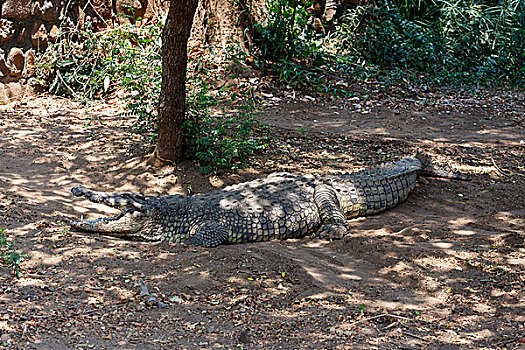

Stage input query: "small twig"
[
  {"left": 56, "top": 70, "right": 79, "bottom": 98},
  {"left": 32, "top": 314, "right": 57, "bottom": 319},
  {"left": 404, "top": 331, "right": 429, "bottom": 342},
  {"left": 346, "top": 313, "right": 412, "bottom": 328},
  {"left": 491, "top": 157, "right": 512, "bottom": 178},
  {"left": 384, "top": 321, "right": 398, "bottom": 329},
  {"left": 386, "top": 313, "right": 412, "bottom": 321},
  {"left": 479, "top": 279, "right": 496, "bottom": 283},
  {"left": 138, "top": 278, "right": 165, "bottom": 308},
  {"left": 495, "top": 336, "right": 519, "bottom": 347}
]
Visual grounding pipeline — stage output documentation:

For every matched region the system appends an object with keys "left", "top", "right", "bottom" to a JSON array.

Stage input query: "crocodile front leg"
[
  {"left": 313, "top": 184, "right": 348, "bottom": 240},
  {"left": 184, "top": 220, "right": 229, "bottom": 248}
]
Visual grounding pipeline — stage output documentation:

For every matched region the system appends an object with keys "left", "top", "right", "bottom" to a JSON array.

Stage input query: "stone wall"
[
  {"left": 0, "top": 0, "right": 271, "bottom": 104},
  {"left": 1, "top": 0, "right": 78, "bottom": 94},
  {"left": 0, "top": 0, "right": 165, "bottom": 103}
]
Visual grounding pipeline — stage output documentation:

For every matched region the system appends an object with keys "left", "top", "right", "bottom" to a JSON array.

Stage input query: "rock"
[
  {"left": 48, "top": 25, "right": 60, "bottom": 43},
  {"left": 17, "top": 27, "right": 27, "bottom": 45},
  {"left": 0, "top": 82, "right": 29, "bottom": 104},
  {"left": 32, "top": 0, "right": 60, "bottom": 21},
  {"left": 0, "top": 60, "right": 9, "bottom": 78},
  {"left": 0, "top": 19, "right": 15, "bottom": 43},
  {"left": 1, "top": 0, "right": 32, "bottom": 19},
  {"left": 7, "top": 48, "right": 25, "bottom": 77},
  {"left": 0, "top": 50, "right": 10, "bottom": 78},
  {"left": 31, "top": 20, "right": 48, "bottom": 48},
  {"left": 0, "top": 84, "right": 8, "bottom": 104},
  {"left": 7, "top": 82, "right": 25, "bottom": 99},
  {"left": 24, "top": 50, "right": 36, "bottom": 77}
]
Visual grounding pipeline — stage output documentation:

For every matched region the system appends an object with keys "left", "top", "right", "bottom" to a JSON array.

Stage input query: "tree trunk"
[
  {"left": 149, "top": 0, "right": 199, "bottom": 166},
  {"left": 191, "top": 0, "right": 266, "bottom": 55}
]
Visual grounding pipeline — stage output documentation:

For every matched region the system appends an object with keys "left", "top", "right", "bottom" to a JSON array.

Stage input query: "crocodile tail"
[{"left": 415, "top": 152, "right": 471, "bottom": 181}]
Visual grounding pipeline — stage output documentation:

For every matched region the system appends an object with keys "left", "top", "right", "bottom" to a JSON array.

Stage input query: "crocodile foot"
[{"left": 315, "top": 223, "right": 348, "bottom": 240}]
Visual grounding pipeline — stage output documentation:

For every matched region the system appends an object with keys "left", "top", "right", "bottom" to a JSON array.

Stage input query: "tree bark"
[{"left": 149, "top": 0, "right": 199, "bottom": 166}]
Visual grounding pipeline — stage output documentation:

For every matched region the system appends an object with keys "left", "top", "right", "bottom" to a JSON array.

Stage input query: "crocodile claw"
[{"left": 315, "top": 223, "right": 348, "bottom": 240}]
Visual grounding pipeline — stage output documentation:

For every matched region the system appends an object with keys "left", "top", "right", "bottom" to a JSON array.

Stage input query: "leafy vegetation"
[
  {"left": 253, "top": 0, "right": 524, "bottom": 88},
  {"left": 37, "top": 18, "right": 269, "bottom": 173},
  {"left": 35, "top": 0, "right": 522, "bottom": 171},
  {"left": 0, "top": 228, "right": 25, "bottom": 278},
  {"left": 182, "top": 43, "right": 270, "bottom": 174},
  {"left": 252, "top": 0, "right": 348, "bottom": 93}
]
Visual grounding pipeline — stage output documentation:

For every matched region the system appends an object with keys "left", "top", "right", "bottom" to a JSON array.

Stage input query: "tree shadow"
[{"left": 0, "top": 94, "right": 523, "bottom": 349}]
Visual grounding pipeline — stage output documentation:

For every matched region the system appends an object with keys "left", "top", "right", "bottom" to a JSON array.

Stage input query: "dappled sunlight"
[
  {"left": 300, "top": 264, "right": 365, "bottom": 284},
  {"left": 16, "top": 277, "right": 48, "bottom": 287},
  {"left": 432, "top": 241, "right": 454, "bottom": 249},
  {"left": 263, "top": 95, "right": 525, "bottom": 151},
  {"left": 493, "top": 210, "right": 525, "bottom": 228},
  {"left": 0, "top": 94, "right": 523, "bottom": 348},
  {"left": 507, "top": 258, "right": 524, "bottom": 267},
  {"left": 454, "top": 229, "right": 478, "bottom": 236},
  {"left": 0, "top": 97, "right": 207, "bottom": 232}
]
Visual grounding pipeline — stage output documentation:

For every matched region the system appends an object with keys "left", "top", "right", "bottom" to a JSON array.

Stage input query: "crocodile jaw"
[{"left": 71, "top": 210, "right": 147, "bottom": 238}]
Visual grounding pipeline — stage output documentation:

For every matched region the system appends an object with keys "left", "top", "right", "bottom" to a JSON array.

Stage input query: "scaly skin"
[{"left": 70, "top": 157, "right": 432, "bottom": 247}]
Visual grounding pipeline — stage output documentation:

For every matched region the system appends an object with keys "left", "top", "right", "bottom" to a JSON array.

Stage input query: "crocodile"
[{"left": 70, "top": 154, "right": 468, "bottom": 247}]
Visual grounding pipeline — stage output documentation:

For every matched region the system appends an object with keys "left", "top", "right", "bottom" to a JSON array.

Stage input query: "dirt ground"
[{"left": 0, "top": 87, "right": 524, "bottom": 349}]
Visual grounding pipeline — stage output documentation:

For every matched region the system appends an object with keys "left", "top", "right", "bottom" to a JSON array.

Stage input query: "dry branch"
[{"left": 138, "top": 278, "right": 166, "bottom": 308}]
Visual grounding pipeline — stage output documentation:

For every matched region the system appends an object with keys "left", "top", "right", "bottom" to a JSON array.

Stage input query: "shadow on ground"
[{"left": 0, "top": 92, "right": 523, "bottom": 349}]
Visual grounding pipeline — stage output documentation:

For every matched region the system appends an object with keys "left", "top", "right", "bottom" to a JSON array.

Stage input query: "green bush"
[
  {"left": 253, "top": 0, "right": 321, "bottom": 61},
  {"left": 253, "top": 0, "right": 524, "bottom": 87},
  {"left": 327, "top": 0, "right": 525, "bottom": 85},
  {"left": 437, "top": 0, "right": 524, "bottom": 83},
  {"left": 253, "top": 0, "right": 336, "bottom": 90},
  {"left": 183, "top": 55, "right": 270, "bottom": 174},
  {"left": 0, "top": 228, "right": 25, "bottom": 278},
  {"left": 184, "top": 108, "right": 268, "bottom": 174}
]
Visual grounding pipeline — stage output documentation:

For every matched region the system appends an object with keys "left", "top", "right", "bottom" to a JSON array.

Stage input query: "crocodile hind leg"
[
  {"left": 313, "top": 184, "right": 348, "bottom": 240},
  {"left": 184, "top": 220, "right": 229, "bottom": 248}
]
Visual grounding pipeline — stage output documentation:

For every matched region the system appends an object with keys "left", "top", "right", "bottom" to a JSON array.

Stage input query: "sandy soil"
[{"left": 0, "top": 88, "right": 524, "bottom": 349}]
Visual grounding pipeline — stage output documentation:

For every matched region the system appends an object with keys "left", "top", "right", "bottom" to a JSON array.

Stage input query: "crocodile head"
[
  {"left": 70, "top": 186, "right": 177, "bottom": 241},
  {"left": 71, "top": 209, "right": 150, "bottom": 238}
]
